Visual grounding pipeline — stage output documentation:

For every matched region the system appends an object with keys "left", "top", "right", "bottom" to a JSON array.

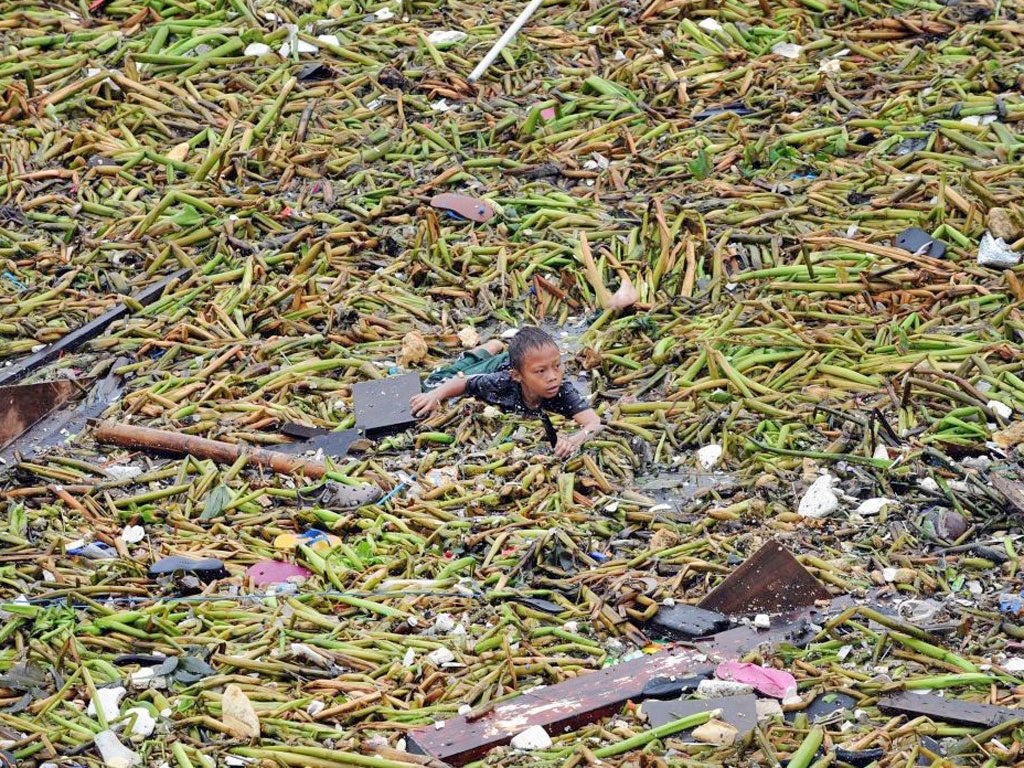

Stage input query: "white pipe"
[{"left": 468, "top": 0, "right": 544, "bottom": 82}]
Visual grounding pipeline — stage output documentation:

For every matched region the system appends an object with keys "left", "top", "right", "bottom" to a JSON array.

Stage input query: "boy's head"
[{"left": 508, "top": 326, "right": 563, "bottom": 402}]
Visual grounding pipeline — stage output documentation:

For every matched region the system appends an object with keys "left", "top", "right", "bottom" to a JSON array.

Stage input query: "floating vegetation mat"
[{"left": 2, "top": 0, "right": 1024, "bottom": 765}]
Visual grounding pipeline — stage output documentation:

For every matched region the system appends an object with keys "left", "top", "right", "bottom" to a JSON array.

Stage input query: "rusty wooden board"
[
  {"left": 405, "top": 597, "right": 842, "bottom": 766},
  {"left": 406, "top": 647, "right": 714, "bottom": 765},
  {"left": 698, "top": 540, "right": 830, "bottom": 616},
  {"left": 0, "top": 380, "right": 82, "bottom": 448},
  {"left": 878, "top": 692, "right": 1024, "bottom": 728}
]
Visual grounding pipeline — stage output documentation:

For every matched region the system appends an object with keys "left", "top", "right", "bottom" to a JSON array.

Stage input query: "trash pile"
[{"left": 1, "top": 0, "right": 1024, "bottom": 765}]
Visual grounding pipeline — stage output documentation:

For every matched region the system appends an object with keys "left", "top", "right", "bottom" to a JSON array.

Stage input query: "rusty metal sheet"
[
  {"left": 698, "top": 540, "right": 830, "bottom": 616},
  {"left": 0, "top": 359, "right": 125, "bottom": 467},
  {"left": 0, "top": 380, "right": 83, "bottom": 448}
]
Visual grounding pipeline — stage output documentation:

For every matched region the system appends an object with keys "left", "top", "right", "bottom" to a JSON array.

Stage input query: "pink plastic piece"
[
  {"left": 540, "top": 107, "right": 556, "bottom": 121},
  {"left": 246, "top": 561, "right": 312, "bottom": 587},
  {"left": 715, "top": 661, "right": 797, "bottom": 699}
]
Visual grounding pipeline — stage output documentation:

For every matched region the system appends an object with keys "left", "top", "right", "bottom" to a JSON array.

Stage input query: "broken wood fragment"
[
  {"left": 406, "top": 601, "right": 832, "bottom": 765},
  {"left": 407, "top": 647, "right": 714, "bottom": 765}
]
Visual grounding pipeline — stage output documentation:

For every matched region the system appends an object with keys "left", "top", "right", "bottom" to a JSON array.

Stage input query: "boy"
[{"left": 410, "top": 327, "right": 602, "bottom": 459}]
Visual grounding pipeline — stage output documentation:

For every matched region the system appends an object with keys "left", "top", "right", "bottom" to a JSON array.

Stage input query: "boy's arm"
[
  {"left": 554, "top": 408, "right": 602, "bottom": 458},
  {"left": 410, "top": 375, "right": 469, "bottom": 417}
]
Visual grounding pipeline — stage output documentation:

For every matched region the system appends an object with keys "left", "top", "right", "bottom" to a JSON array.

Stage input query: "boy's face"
[{"left": 511, "top": 344, "right": 564, "bottom": 402}]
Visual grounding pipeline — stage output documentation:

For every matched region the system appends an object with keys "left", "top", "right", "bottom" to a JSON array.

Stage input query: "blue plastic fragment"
[
  {"left": 2, "top": 271, "right": 27, "bottom": 290},
  {"left": 999, "top": 591, "right": 1024, "bottom": 616}
]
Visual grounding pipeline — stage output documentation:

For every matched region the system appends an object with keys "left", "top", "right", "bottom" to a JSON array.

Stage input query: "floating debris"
[{"left": 1, "top": 0, "right": 1024, "bottom": 766}]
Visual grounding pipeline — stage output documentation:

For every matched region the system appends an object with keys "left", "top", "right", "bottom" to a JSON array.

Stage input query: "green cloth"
[{"left": 423, "top": 349, "right": 508, "bottom": 391}]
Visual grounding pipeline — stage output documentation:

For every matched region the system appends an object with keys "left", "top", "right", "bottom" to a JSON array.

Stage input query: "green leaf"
[
  {"left": 169, "top": 204, "right": 203, "bottom": 227},
  {"left": 200, "top": 484, "right": 232, "bottom": 521},
  {"left": 688, "top": 147, "right": 712, "bottom": 180}
]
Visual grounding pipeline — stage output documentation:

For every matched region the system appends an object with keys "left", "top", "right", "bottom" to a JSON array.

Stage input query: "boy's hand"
[
  {"left": 554, "top": 432, "right": 586, "bottom": 459},
  {"left": 410, "top": 391, "right": 440, "bottom": 418}
]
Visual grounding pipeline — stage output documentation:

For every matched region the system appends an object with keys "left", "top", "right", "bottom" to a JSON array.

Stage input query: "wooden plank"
[
  {"left": 878, "top": 691, "right": 1024, "bottom": 728},
  {"left": 698, "top": 540, "right": 830, "bottom": 615},
  {"left": 406, "top": 600, "right": 837, "bottom": 766},
  {"left": 406, "top": 648, "right": 714, "bottom": 765},
  {"left": 0, "top": 268, "right": 187, "bottom": 388}
]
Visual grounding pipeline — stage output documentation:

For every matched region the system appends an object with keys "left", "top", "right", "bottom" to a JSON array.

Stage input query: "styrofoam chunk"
[
  {"left": 427, "top": 648, "right": 455, "bottom": 666},
  {"left": 125, "top": 707, "right": 156, "bottom": 738},
  {"left": 696, "top": 444, "right": 723, "bottom": 469},
  {"left": 697, "top": 679, "right": 753, "bottom": 697},
  {"left": 510, "top": 724, "right": 552, "bottom": 750},
  {"left": 856, "top": 497, "right": 897, "bottom": 516},
  {"left": 428, "top": 30, "right": 468, "bottom": 47},
  {"left": 94, "top": 730, "right": 140, "bottom": 768},
  {"left": 243, "top": 43, "right": 272, "bottom": 57},
  {"left": 121, "top": 525, "right": 145, "bottom": 544},
  {"left": 988, "top": 400, "right": 1013, "bottom": 419},
  {"left": 771, "top": 42, "right": 803, "bottom": 58},
  {"left": 88, "top": 686, "right": 126, "bottom": 722},
  {"left": 798, "top": 474, "right": 839, "bottom": 518}
]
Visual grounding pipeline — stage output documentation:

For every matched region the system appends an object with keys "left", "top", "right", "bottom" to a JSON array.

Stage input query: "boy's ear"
[{"left": 509, "top": 367, "right": 522, "bottom": 382}]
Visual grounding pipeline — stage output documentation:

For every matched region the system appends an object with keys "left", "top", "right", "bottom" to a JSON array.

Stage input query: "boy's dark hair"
[{"left": 508, "top": 326, "right": 557, "bottom": 371}]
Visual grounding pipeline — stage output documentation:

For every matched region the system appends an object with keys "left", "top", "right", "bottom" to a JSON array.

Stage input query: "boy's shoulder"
[{"left": 465, "top": 368, "right": 519, "bottom": 402}]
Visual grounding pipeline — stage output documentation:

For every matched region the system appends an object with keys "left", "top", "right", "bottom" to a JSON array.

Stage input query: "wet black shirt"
[{"left": 464, "top": 369, "right": 590, "bottom": 419}]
